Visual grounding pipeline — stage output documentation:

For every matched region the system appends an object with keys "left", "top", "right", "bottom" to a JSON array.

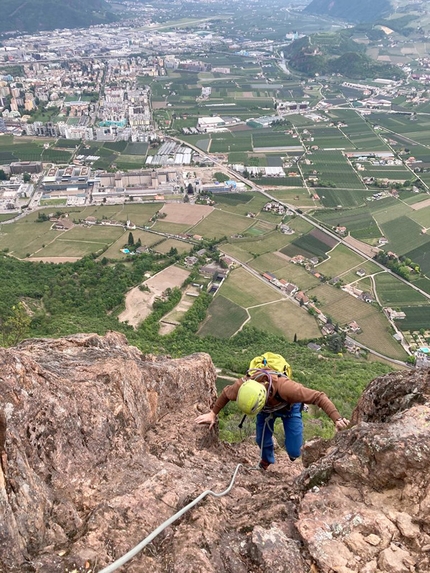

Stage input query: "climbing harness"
[{"left": 98, "top": 464, "right": 243, "bottom": 573}]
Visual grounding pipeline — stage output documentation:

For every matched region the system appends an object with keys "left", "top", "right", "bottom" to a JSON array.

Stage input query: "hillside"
[
  {"left": 304, "top": 0, "right": 393, "bottom": 22},
  {"left": 0, "top": 332, "right": 429, "bottom": 572},
  {"left": 0, "top": 0, "right": 117, "bottom": 34},
  {"left": 284, "top": 32, "right": 404, "bottom": 79}
]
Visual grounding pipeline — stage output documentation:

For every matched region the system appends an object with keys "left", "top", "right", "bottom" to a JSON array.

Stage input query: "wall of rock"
[{"left": 0, "top": 332, "right": 429, "bottom": 573}]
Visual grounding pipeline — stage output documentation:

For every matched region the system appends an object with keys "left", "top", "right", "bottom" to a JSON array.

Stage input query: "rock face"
[{"left": 0, "top": 333, "right": 429, "bottom": 573}]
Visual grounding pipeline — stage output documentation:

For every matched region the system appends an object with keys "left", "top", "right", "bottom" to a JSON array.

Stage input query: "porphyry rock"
[
  {"left": 1, "top": 333, "right": 430, "bottom": 573},
  {"left": 0, "top": 333, "right": 303, "bottom": 572},
  {"left": 297, "top": 368, "right": 430, "bottom": 573}
]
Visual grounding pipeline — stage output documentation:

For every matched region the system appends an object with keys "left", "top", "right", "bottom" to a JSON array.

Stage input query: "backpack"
[
  {"left": 248, "top": 352, "right": 292, "bottom": 379},
  {"left": 238, "top": 352, "right": 292, "bottom": 429}
]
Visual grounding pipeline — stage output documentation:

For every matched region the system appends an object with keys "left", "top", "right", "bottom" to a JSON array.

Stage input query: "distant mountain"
[
  {"left": 304, "top": 0, "right": 393, "bottom": 23},
  {"left": 0, "top": 0, "right": 117, "bottom": 34}
]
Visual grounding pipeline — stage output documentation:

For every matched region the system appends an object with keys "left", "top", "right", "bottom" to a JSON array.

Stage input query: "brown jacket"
[{"left": 212, "top": 375, "right": 341, "bottom": 422}]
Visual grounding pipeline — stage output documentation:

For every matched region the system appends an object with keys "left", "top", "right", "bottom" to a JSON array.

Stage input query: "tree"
[
  {"left": 0, "top": 303, "right": 31, "bottom": 347},
  {"left": 327, "top": 333, "right": 345, "bottom": 354},
  {"left": 0, "top": 169, "right": 7, "bottom": 181},
  {"left": 23, "top": 172, "right": 31, "bottom": 183},
  {"left": 128, "top": 232, "right": 134, "bottom": 246}
]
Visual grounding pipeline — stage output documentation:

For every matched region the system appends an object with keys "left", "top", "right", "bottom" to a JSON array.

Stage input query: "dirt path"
[{"left": 28, "top": 257, "right": 81, "bottom": 263}]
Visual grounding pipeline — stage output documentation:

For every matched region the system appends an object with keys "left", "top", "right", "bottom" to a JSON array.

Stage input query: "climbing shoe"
[{"left": 258, "top": 459, "right": 270, "bottom": 471}]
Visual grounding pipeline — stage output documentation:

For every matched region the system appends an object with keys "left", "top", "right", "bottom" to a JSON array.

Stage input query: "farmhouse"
[
  {"left": 295, "top": 291, "right": 309, "bottom": 305},
  {"left": 321, "top": 323, "right": 336, "bottom": 336},
  {"left": 348, "top": 321, "right": 362, "bottom": 333},
  {"left": 385, "top": 308, "right": 406, "bottom": 320}
]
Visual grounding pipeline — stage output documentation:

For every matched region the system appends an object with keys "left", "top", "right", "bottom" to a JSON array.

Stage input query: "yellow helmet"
[{"left": 237, "top": 380, "right": 267, "bottom": 416}]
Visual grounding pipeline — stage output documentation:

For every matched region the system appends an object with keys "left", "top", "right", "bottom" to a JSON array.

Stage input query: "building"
[
  {"left": 42, "top": 166, "right": 93, "bottom": 193},
  {"left": 415, "top": 347, "right": 430, "bottom": 368},
  {"left": 10, "top": 161, "right": 42, "bottom": 175}
]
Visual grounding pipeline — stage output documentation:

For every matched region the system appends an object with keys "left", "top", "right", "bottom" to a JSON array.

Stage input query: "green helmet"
[{"left": 237, "top": 379, "right": 267, "bottom": 416}]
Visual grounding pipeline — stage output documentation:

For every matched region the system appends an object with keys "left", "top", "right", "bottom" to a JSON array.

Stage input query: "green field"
[
  {"left": 229, "top": 230, "right": 295, "bottom": 257},
  {"left": 198, "top": 295, "right": 248, "bottom": 338},
  {"left": 307, "top": 283, "right": 407, "bottom": 360},
  {"left": 404, "top": 241, "right": 430, "bottom": 276},
  {"left": 37, "top": 226, "right": 124, "bottom": 258},
  {"left": 153, "top": 238, "right": 192, "bottom": 255},
  {"left": 301, "top": 150, "right": 366, "bottom": 190},
  {"left": 380, "top": 216, "right": 429, "bottom": 256},
  {"left": 191, "top": 209, "right": 253, "bottom": 239},
  {"left": 313, "top": 206, "right": 381, "bottom": 242},
  {"left": 398, "top": 306, "right": 430, "bottom": 331},
  {"left": 102, "top": 230, "right": 164, "bottom": 259},
  {"left": 374, "top": 273, "right": 428, "bottom": 306},
  {"left": 249, "top": 254, "right": 321, "bottom": 289},
  {"left": 215, "top": 192, "right": 268, "bottom": 216},
  {"left": 269, "top": 187, "right": 315, "bottom": 207},
  {"left": 281, "top": 231, "right": 335, "bottom": 260},
  {"left": 249, "top": 300, "right": 321, "bottom": 341},
  {"left": 220, "top": 266, "right": 280, "bottom": 307},
  {"left": 317, "top": 244, "right": 366, "bottom": 277},
  {"left": 318, "top": 189, "right": 374, "bottom": 208}
]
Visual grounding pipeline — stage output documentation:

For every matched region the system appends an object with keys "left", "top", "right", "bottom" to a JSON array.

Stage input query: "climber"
[{"left": 195, "top": 369, "right": 349, "bottom": 470}]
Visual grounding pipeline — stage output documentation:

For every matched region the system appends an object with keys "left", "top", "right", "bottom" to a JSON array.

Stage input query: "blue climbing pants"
[{"left": 256, "top": 403, "right": 303, "bottom": 464}]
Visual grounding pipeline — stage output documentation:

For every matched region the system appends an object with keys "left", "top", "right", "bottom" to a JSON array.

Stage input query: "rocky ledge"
[{"left": 0, "top": 332, "right": 429, "bottom": 573}]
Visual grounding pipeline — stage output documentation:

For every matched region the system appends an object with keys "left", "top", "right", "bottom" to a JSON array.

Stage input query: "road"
[
  {"left": 173, "top": 133, "right": 430, "bottom": 303},
  {"left": 220, "top": 251, "right": 410, "bottom": 369}
]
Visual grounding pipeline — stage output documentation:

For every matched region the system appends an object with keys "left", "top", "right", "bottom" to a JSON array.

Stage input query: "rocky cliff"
[{"left": 0, "top": 333, "right": 429, "bottom": 573}]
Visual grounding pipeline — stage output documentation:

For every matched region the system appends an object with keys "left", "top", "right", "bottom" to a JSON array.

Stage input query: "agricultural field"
[
  {"left": 198, "top": 295, "right": 248, "bottom": 338},
  {"left": 190, "top": 209, "right": 253, "bottom": 239},
  {"left": 33, "top": 225, "right": 124, "bottom": 259},
  {"left": 300, "top": 150, "right": 366, "bottom": 190},
  {"left": 153, "top": 238, "right": 192, "bottom": 255},
  {"left": 329, "top": 109, "right": 391, "bottom": 151},
  {"left": 340, "top": 261, "right": 382, "bottom": 285},
  {"left": 220, "top": 242, "right": 254, "bottom": 264},
  {"left": 404, "top": 241, "right": 430, "bottom": 278},
  {"left": 360, "top": 164, "right": 410, "bottom": 181},
  {"left": 244, "top": 219, "right": 277, "bottom": 236},
  {"left": 317, "top": 189, "right": 374, "bottom": 208},
  {"left": 269, "top": 187, "right": 315, "bottom": 207},
  {"left": 229, "top": 230, "right": 296, "bottom": 257},
  {"left": 281, "top": 228, "right": 338, "bottom": 260},
  {"left": 306, "top": 283, "right": 407, "bottom": 360},
  {"left": 313, "top": 207, "right": 383, "bottom": 243},
  {"left": 398, "top": 306, "right": 430, "bottom": 332},
  {"left": 0, "top": 219, "right": 54, "bottom": 258},
  {"left": 303, "top": 126, "right": 354, "bottom": 150},
  {"left": 249, "top": 254, "right": 321, "bottom": 290},
  {"left": 102, "top": 229, "right": 164, "bottom": 259},
  {"left": 249, "top": 300, "right": 321, "bottom": 340},
  {"left": 379, "top": 216, "right": 428, "bottom": 256},
  {"left": 214, "top": 192, "right": 268, "bottom": 216},
  {"left": 0, "top": 135, "right": 72, "bottom": 164},
  {"left": 220, "top": 266, "right": 281, "bottom": 307},
  {"left": 316, "top": 243, "right": 366, "bottom": 278},
  {"left": 374, "top": 273, "right": 428, "bottom": 306}
]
